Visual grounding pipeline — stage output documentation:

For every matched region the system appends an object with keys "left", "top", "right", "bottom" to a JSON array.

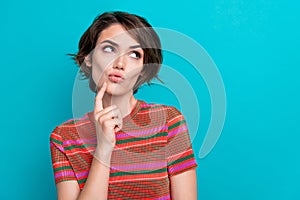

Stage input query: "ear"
[{"left": 84, "top": 54, "right": 92, "bottom": 67}]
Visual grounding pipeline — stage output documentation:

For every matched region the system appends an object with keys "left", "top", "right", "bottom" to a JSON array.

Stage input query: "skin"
[{"left": 56, "top": 24, "right": 197, "bottom": 200}]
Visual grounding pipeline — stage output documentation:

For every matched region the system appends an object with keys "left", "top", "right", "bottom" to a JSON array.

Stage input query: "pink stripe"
[
  {"left": 111, "top": 161, "right": 167, "bottom": 171},
  {"left": 140, "top": 103, "right": 160, "bottom": 108},
  {"left": 168, "top": 126, "right": 187, "bottom": 138},
  {"left": 155, "top": 194, "right": 171, "bottom": 200},
  {"left": 169, "top": 159, "right": 196, "bottom": 174},
  {"left": 55, "top": 171, "right": 75, "bottom": 178},
  {"left": 51, "top": 141, "right": 64, "bottom": 152},
  {"left": 116, "top": 125, "right": 168, "bottom": 139},
  {"left": 75, "top": 171, "right": 89, "bottom": 179}
]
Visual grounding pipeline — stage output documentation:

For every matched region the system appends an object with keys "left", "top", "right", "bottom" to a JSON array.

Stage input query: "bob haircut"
[{"left": 72, "top": 11, "right": 163, "bottom": 94}]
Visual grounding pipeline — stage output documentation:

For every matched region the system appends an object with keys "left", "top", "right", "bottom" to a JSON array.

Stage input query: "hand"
[{"left": 93, "top": 82, "right": 122, "bottom": 165}]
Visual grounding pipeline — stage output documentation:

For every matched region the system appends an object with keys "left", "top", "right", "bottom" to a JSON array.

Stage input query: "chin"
[
  {"left": 106, "top": 84, "right": 124, "bottom": 96},
  {"left": 108, "top": 84, "right": 134, "bottom": 97}
]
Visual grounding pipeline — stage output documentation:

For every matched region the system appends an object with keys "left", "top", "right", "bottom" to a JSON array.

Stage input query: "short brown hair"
[{"left": 71, "top": 11, "right": 163, "bottom": 93}]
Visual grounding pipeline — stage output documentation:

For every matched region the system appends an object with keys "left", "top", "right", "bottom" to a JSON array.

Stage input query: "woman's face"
[{"left": 85, "top": 23, "right": 144, "bottom": 96}]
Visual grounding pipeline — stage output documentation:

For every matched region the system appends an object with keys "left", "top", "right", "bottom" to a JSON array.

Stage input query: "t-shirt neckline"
[{"left": 87, "top": 99, "right": 144, "bottom": 123}]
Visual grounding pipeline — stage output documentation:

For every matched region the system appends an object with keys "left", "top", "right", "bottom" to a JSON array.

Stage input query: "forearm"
[
  {"left": 75, "top": 83, "right": 118, "bottom": 199},
  {"left": 76, "top": 152, "right": 111, "bottom": 200}
]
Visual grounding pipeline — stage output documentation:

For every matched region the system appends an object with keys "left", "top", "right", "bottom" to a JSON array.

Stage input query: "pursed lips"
[{"left": 108, "top": 72, "right": 124, "bottom": 83}]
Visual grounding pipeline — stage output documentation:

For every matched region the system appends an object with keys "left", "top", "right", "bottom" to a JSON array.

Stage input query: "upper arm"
[
  {"left": 56, "top": 181, "right": 80, "bottom": 200},
  {"left": 166, "top": 107, "right": 198, "bottom": 176},
  {"left": 50, "top": 130, "right": 77, "bottom": 183},
  {"left": 166, "top": 107, "right": 198, "bottom": 199},
  {"left": 170, "top": 169, "right": 197, "bottom": 200},
  {"left": 50, "top": 129, "right": 80, "bottom": 199}
]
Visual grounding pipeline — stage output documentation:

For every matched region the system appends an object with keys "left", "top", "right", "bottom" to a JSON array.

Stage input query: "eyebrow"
[{"left": 100, "top": 40, "right": 142, "bottom": 49}]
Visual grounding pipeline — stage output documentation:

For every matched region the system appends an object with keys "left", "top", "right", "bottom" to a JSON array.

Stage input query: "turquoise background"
[{"left": 1, "top": 0, "right": 299, "bottom": 199}]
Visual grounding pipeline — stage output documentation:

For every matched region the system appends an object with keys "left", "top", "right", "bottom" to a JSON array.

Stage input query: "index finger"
[{"left": 94, "top": 82, "right": 107, "bottom": 111}]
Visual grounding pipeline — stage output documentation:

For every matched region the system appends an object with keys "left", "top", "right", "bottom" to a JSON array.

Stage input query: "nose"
[{"left": 113, "top": 54, "right": 126, "bottom": 70}]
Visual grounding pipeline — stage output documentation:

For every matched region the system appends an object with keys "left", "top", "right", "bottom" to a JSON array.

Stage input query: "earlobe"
[{"left": 84, "top": 54, "right": 92, "bottom": 67}]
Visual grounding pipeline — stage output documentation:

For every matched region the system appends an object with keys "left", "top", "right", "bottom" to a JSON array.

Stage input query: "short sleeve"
[
  {"left": 166, "top": 107, "right": 198, "bottom": 177},
  {"left": 50, "top": 127, "right": 77, "bottom": 184}
]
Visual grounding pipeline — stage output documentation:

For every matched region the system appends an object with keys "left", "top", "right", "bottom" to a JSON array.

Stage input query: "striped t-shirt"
[{"left": 50, "top": 100, "right": 197, "bottom": 199}]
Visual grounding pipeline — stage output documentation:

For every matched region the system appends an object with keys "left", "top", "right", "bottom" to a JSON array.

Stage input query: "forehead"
[{"left": 97, "top": 23, "right": 139, "bottom": 46}]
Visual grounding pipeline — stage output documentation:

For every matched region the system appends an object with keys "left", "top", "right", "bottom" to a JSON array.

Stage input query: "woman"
[{"left": 50, "top": 11, "right": 198, "bottom": 199}]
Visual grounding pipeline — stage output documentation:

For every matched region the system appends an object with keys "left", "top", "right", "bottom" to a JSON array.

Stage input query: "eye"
[
  {"left": 103, "top": 45, "right": 115, "bottom": 53},
  {"left": 129, "top": 51, "right": 141, "bottom": 59}
]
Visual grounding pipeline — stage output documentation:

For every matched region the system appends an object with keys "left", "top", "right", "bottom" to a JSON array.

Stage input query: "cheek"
[
  {"left": 124, "top": 67, "right": 143, "bottom": 87},
  {"left": 91, "top": 56, "right": 113, "bottom": 84},
  {"left": 91, "top": 64, "right": 107, "bottom": 85},
  {"left": 125, "top": 66, "right": 143, "bottom": 84},
  {"left": 127, "top": 59, "right": 144, "bottom": 75},
  {"left": 91, "top": 68, "right": 101, "bottom": 85},
  {"left": 92, "top": 50, "right": 116, "bottom": 70}
]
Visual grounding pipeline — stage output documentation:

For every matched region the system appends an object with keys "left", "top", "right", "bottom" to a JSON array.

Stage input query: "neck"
[{"left": 102, "top": 92, "right": 137, "bottom": 118}]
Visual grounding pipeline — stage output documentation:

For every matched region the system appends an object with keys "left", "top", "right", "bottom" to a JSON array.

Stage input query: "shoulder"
[
  {"left": 50, "top": 112, "right": 94, "bottom": 145},
  {"left": 138, "top": 100, "right": 183, "bottom": 121}
]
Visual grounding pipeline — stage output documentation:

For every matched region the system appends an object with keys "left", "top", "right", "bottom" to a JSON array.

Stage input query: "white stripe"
[
  {"left": 167, "top": 148, "right": 192, "bottom": 160},
  {"left": 53, "top": 161, "right": 69, "bottom": 166},
  {"left": 167, "top": 115, "right": 183, "bottom": 124}
]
